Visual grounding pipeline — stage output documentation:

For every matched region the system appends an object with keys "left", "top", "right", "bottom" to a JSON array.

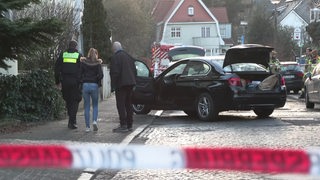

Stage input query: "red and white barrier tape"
[{"left": 0, "top": 144, "right": 320, "bottom": 175}]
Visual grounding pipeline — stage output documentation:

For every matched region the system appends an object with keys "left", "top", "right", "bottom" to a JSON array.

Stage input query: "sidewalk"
[
  {"left": 0, "top": 93, "right": 154, "bottom": 180},
  {"left": 0, "top": 93, "right": 152, "bottom": 142}
]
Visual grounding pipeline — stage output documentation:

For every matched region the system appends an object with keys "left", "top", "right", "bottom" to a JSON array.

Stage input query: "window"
[
  {"left": 188, "top": 6, "right": 194, "bottom": 16},
  {"left": 205, "top": 49, "right": 212, "bottom": 56},
  {"left": 171, "top": 27, "right": 181, "bottom": 38},
  {"left": 220, "top": 26, "right": 226, "bottom": 37},
  {"left": 184, "top": 61, "right": 210, "bottom": 76},
  {"left": 201, "top": 27, "right": 210, "bottom": 37},
  {"left": 165, "top": 63, "right": 187, "bottom": 77},
  {"left": 135, "top": 61, "right": 150, "bottom": 77}
]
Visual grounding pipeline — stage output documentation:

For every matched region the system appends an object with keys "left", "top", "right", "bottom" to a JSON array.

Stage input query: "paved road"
[
  {"left": 1, "top": 94, "right": 319, "bottom": 180},
  {"left": 95, "top": 94, "right": 320, "bottom": 180}
]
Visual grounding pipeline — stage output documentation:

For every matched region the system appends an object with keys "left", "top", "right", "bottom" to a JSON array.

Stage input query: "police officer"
[
  {"left": 55, "top": 40, "right": 82, "bottom": 129},
  {"left": 269, "top": 50, "right": 280, "bottom": 73},
  {"left": 300, "top": 48, "right": 317, "bottom": 98},
  {"left": 305, "top": 47, "right": 313, "bottom": 73},
  {"left": 311, "top": 50, "right": 320, "bottom": 67}
]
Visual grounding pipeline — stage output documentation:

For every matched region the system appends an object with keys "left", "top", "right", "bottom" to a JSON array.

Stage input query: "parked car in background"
[
  {"left": 132, "top": 44, "right": 287, "bottom": 121},
  {"left": 168, "top": 45, "right": 205, "bottom": 66},
  {"left": 304, "top": 63, "right": 320, "bottom": 108},
  {"left": 279, "top": 61, "right": 304, "bottom": 94}
]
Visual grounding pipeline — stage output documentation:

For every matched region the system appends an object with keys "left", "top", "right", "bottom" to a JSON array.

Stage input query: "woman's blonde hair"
[{"left": 87, "top": 48, "right": 99, "bottom": 61}]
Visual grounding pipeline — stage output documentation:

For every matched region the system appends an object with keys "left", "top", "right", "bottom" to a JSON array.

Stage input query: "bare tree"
[
  {"left": 312, "top": 0, "right": 320, "bottom": 7},
  {"left": 13, "top": 1, "right": 79, "bottom": 70},
  {"left": 103, "top": 0, "right": 156, "bottom": 58}
]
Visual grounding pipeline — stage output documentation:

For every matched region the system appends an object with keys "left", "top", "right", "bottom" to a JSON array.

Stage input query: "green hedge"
[{"left": 0, "top": 69, "right": 65, "bottom": 122}]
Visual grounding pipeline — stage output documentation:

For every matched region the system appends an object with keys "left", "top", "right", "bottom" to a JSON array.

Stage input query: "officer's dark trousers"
[
  {"left": 115, "top": 85, "right": 134, "bottom": 129},
  {"left": 61, "top": 80, "right": 81, "bottom": 126}
]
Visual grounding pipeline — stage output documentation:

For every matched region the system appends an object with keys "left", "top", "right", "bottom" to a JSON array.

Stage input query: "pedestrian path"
[{"left": 0, "top": 93, "right": 154, "bottom": 180}]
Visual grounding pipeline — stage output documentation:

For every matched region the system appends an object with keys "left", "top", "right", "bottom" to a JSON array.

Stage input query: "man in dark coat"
[
  {"left": 110, "top": 41, "right": 137, "bottom": 132},
  {"left": 55, "top": 40, "right": 82, "bottom": 129}
]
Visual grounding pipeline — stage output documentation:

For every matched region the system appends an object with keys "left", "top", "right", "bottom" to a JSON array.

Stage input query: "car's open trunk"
[{"left": 235, "top": 72, "right": 282, "bottom": 93}]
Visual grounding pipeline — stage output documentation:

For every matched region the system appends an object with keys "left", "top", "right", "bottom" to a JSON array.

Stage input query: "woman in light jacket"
[{"left": 80, "top": 48, "right": 104, "bottom": 132}]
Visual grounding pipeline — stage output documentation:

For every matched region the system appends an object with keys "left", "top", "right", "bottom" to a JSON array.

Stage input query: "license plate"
[{"left": 284, "top": 75, "right": 294, "bottom": 79}]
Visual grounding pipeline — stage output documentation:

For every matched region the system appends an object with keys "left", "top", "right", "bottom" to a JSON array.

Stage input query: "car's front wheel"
[
  {"left": 132, "top": 104, "right": 151, "bottom": 114},
  {"left": 253, "top": 108, "right": 274, "bottom": 118},
  {"left": 196, "top": 93, "right": 218, "bottom": 121},
  {"left": 305, "top": 89, "right": 315, "bottom": 109}
]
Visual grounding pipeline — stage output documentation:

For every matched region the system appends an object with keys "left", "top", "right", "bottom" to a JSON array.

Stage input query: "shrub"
[{"left": 0, "top": 70, "right": 65, "bottom": 122}]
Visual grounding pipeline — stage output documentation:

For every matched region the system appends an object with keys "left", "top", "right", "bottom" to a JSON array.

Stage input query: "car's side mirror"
[{"left": 305, "top": 72, "right": 312, "bottom": 80}]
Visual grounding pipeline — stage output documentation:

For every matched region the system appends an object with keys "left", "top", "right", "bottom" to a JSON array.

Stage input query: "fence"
[{"left": 101, "top": 64, "right": 111, "bottom": 100}]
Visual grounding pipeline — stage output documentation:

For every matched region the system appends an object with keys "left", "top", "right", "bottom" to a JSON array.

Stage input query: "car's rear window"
[
  {"left": 280, "top": 64, "right": 301, "bottom": 72},
  {"left": 224, "top": 63, "right": 268, "bottom": 72}
]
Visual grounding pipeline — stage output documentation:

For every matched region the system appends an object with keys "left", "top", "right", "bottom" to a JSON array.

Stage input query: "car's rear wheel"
[
  {"left": 132, "top": 104, "right": 151, "bottom": 114},
  {"left": 196, "top": 93, "right": 218, "bottom": 121},
  {"left": 253, "top": 108, "right": 274, "bottom": 118},
  {"left": 305, "top": 89, "right": 314, "bottom": 109}
]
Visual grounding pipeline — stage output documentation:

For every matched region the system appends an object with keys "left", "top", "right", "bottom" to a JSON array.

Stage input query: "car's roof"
[
  {"left": 229, "top": 44, "right": 272, "bottom": 49},
  {"left": 280, "top": 61, "right": 299, "bottom": 65},
  {"left": 184, "top": 55, "right": 225, "bottom": 61},
  {"left": 169, "top": 45, "right": 204, "bottom": 50},
  {"left": 204, "top": 55, "right": 225, "bottom": 60},
  {"left": 179, "top": 57, "right": 225, "bottom": 74},
  {"left": 184, "top": 55, "right": 225, "bottom": 60}
]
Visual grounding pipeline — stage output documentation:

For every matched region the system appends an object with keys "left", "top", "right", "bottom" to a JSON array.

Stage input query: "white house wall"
[
  {"left": 0, "top": 59, "right": 18, "bottom": 75},
  {"left": 219, "top": 24, "right": 232, "bottom": 39},
  {"left": 280, "top": 11, "right": 307, "bottom": 28},
  {"left": 163, "top": 22, "right": 220, "bottom": 48},
  {"left": 2, "top": 10, "right": 18, "bottom": 75}
]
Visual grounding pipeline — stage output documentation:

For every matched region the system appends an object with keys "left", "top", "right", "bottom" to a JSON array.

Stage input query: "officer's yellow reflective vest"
[
  {"left": 63, "top": 52, "right": 79, "bottom": 63},
  {"left": 269, "top": 58, "right": 280, "bottom": 73},
  {"left": 307, "top": 57, "right": 320, "bottom": 73}
]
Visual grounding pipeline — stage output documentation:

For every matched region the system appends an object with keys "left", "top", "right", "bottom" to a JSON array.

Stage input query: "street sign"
[
  {"left": 294, "top": 32, "right": 301, "bottom": 40},
  {"left": 294, "top": 28, "right": 301, "bottom": 40}
]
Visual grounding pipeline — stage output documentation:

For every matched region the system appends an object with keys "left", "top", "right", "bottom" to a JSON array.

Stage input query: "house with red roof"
[
  {"left": 209, "top": 7, "right": 234, "bottom": 53},
  {"left": 152, "top": 0, "right": 226, "bottom": 55}
]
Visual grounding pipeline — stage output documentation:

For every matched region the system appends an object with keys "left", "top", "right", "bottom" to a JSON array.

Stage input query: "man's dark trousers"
[
  {"left": 61, "top": 79, "right": 81, "bottom": 127},
  {"left": 115, "top": 85, "right": 134, "bottom": 129}
]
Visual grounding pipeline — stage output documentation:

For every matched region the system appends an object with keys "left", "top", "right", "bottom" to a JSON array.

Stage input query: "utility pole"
[
  {"left": 74, "top": 0, "right": 84, "bottom": 54},
  {"left": 270, "top": 0, "right": 280, "bottom": 47}
]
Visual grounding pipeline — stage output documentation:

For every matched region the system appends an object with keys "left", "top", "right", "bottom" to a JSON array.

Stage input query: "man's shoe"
[
  {"left": 128, "top": 127, "right": 133, "bottom": 131},
  {"left": 93, "top": 121, "right": 98, "bottom": 131},
  {"left": 85, "top": 127, "right": 90, "bottom": 133},
  {"left": 112, "top": 126, "right": 128, "bottom": 133},
  {"left": 68, "top": 124, "right": 77, "bottom": 129}
]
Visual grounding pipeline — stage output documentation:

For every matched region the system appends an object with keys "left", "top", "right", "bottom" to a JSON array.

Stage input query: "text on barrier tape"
[
  {"left": 0, "top": 145, "right": 72, "bottom": 168},
  {"left": 0, "top": 143, "right": 319, "bottom": 175},
  {"left": 184, "top": 147, "right": 310, "bottom": 174}
]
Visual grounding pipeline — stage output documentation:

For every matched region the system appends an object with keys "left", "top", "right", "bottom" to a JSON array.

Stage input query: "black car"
[
  {"left": 132, "top": 44, "right": 287, "bottom": 121},
  {"left": 304, "top": 63, "right": 320, "bottom": 108},
  {"left": 279, "top": 61, "right": 304, "bottom": 94}
]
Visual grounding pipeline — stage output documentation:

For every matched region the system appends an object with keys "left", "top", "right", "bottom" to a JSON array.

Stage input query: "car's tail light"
[
  {"left": 296, "top": 71, "right": 304, "bottom": 78},
  {"left": 228, "top": 77, "right": 242, "bottom": 87},
  {"left": 281, "top": 76, "right": 286, "bottom": 86}
]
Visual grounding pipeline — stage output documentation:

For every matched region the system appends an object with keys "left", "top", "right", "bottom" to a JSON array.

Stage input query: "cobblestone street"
[{"left": 96, "top": 95, "right": 320, "bottom": 180}]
